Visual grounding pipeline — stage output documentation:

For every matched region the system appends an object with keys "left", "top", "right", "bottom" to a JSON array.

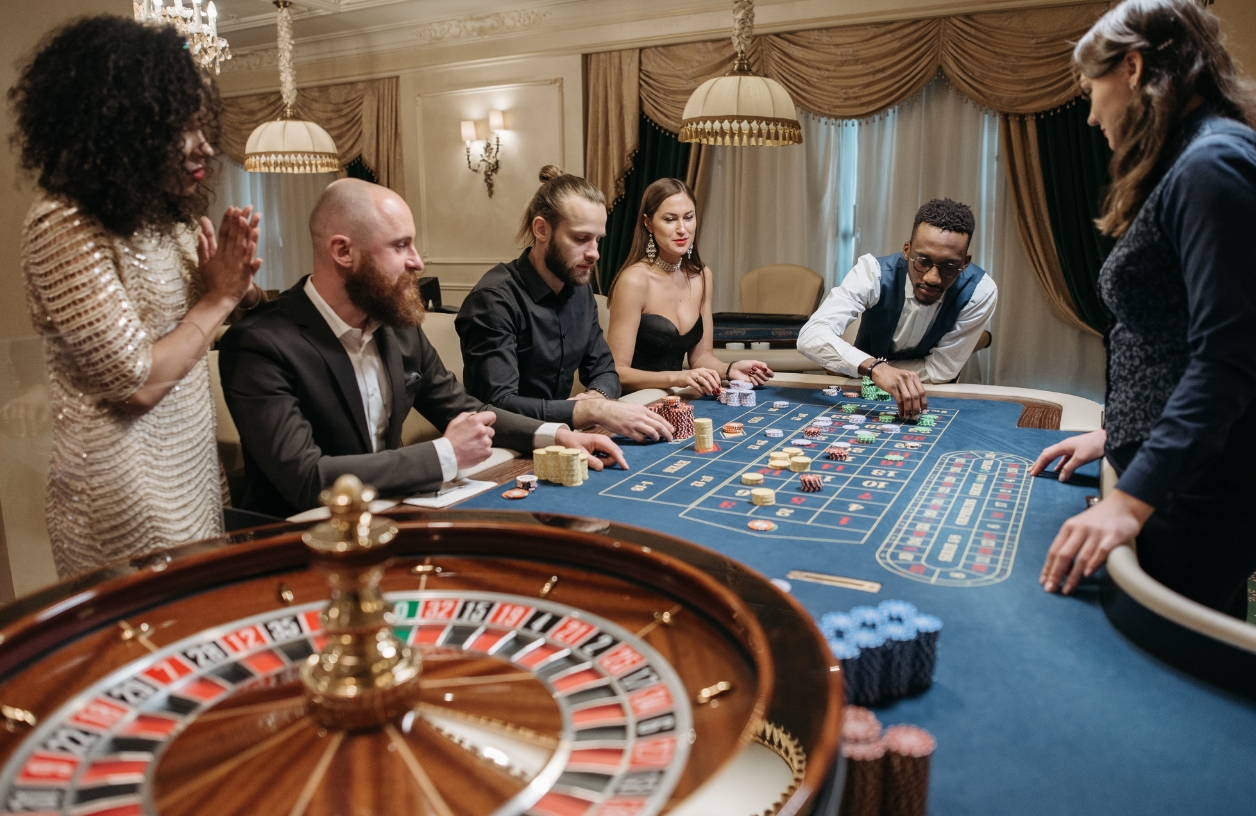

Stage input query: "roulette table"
[
  {"left": 0, "top": 478, "right": 841, "bottom": 816},
  {"left": 461, "top": 381, "right": 1256, "bottom": 816}
]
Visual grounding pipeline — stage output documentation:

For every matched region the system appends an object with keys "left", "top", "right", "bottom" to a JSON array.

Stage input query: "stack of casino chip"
[
  {"left": 813, "top": 417, "right": 833, "bottom": 427},
  {"left": 741, "top": 472, "right": 764, "bottom": 487},
  {"left": 861, "top": 376, "right": 893, "bottom": 401},
  {"left": 765, "top": 428, "right": 784, "bottom": 438},
  {"left": 882, "top": 725, "right": 936, "bottom": 816},
  {"left": 849, "top": 414, "right": 867, "bottom": 425},
  {"left": 664, "top": 402, "right": 696, "bottom": 440},
  {"left": 751, "top": 487, "right": 775, "bottom": 506},
  {"left": 773, "top": 400, "right": 790, "bottom": 409},
  {"left": 516, "top": 474, "right": 538, "bottom": 492},
  {"left": 723, "top": 421, "right": 744, "bottom": 435},
  {"left": 826, "top": 441, "right": 852, "bottom": 460},
  {"left": 803, "top": 425, "right": 823, "bottom": 438},
  {"left": 693, "top": 417, "right": 714, "bottom": 452},
  {"left": 532, "top": 448, "right": 550, "bottom": 481},
  {"left": 841, "top": 403, "right": 859, "bottom": 414},
  {"left": 822, "top": 386, "right": 840, "bottom": 397},
  {"left": 916, "top": 414, "right": 937, "bottom": 427},
  {"left": 579, "top": 451, "right": 589, "bottom": 481},
  {"left": 719, "top": 380, "right": 756, "bottom": 407},
  {"left": 558, "top": 448, "right": 583, "bottom": 486},
  {"left": 824, "top": 600, "right": 942, "bottom": 705},
  {"left": 856, "top": 431, "right": 876, "bottom": 444},
  {"left": 799, "top": 473, "right": 822, "bottom": 492},
  {"left": 789, "top": 455, "right": 811, "bottom": 473},
  {"left": 839, "top": 706, "right": 886, "bottom": 816},
  {"left": 768, "top": 455, "right": 791, "bottom": 470}
]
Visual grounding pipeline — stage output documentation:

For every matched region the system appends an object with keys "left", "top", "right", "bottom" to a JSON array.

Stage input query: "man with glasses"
[{"left": 798, "top": 198, "right": 998, "bottom": 418}]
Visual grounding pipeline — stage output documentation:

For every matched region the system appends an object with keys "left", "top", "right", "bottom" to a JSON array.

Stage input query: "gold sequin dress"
[{"left": 22, "top": 196, "right": 225, "bottom": 578}]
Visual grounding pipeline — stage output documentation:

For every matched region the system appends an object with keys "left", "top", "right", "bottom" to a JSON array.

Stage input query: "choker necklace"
[{"left": 653, "top": 256, "right": 681, "bottom": 273}]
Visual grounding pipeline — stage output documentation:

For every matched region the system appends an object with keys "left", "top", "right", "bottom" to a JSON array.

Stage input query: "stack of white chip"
[{"left": 719, "top": 380, "right": 757, "bottom": 407}]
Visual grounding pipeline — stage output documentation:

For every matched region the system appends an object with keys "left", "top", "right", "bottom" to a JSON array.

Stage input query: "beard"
[
  {"left": 545, "top": 240, "right": 593, "bottom": 288},
  {"left": 344, "top": 255, "right": 425, "bottom": 328}
]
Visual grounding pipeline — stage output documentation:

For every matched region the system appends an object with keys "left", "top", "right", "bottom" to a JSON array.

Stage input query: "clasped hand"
[{"left": 198, "top": 206, "right": 262, "bottom": 307}]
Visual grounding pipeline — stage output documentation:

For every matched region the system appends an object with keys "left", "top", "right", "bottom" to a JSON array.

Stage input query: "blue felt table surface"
[{"left": 462, "top": 386, "right": 1256, "bottom": 815}]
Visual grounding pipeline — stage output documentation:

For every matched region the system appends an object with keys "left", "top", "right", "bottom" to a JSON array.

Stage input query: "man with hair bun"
[
  {"left": 457, "top": 166, "right": 675, "bottom": 442},
  {"left": 797, "top": 198, "right": 998, "bottom": 418}
]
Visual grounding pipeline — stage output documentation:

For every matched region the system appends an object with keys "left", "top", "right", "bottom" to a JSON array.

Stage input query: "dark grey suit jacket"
[{"left": 218, "top": 278, "right": 544, "bottom": 518}]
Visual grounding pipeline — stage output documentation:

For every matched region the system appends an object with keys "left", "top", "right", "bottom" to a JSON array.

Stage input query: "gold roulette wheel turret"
[{"left": 0, "top": 479, "right": 842, "bottom": 816}]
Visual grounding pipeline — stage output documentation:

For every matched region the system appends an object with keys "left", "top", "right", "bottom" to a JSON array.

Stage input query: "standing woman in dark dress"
[
  {"left": 605, "top": 178, "right": 772, "bottom": 394},
  {"left": 1032, "top": 0, "right": 1256, "bottom": 616}
]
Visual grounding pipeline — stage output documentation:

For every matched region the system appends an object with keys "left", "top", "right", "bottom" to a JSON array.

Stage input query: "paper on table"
[{"left": 402, "top": 478, "right": 497, "bottom": 508}]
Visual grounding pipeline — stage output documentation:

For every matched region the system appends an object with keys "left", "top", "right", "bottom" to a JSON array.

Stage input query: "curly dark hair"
[
  {"left": 911, "top": 198, "right": 976, "bottom": 246},
  {"left": 9, "top": 15, "right": 221, "bottom": 236}
]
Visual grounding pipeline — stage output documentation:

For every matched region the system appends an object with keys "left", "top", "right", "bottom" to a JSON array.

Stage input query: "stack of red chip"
[
  {"left": 723, "top": 421, "right": 743, "bottom": 434},
  {"left": 839, "top": 706, "right": 884, "bottom": 816},
  {"left": 804, "top": 425, "right": 823, "bottom": 438},
  {"left": 650, "top": 398, "right": 695, "bottom": 440},
  {"left": 799, "top": 473, "right": 823, "bottom": 492},
  {"left": 882, "top": 725, "right": 936, "bottom": 816},
  {"left": 826, "top": 446, "right": 850, "bottom": 461}
]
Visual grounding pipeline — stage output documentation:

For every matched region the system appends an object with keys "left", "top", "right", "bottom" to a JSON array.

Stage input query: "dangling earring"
[
  {"left": 687, "top": 241, "right": 694, "bottom": 259},
  {"left": 646, "top": 233, "right": 657, "bottom": 262}
]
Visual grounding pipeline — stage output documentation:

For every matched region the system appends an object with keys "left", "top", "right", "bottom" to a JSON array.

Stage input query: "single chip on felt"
[
  {"left": 885, "top": 453, "right": 905, "bottom": 461},
  {"left": 502, "top": 488, "right": 530, "bottom": 500},
  {"left": 905, "top": 442, "right": 922, "bottom": 449},
  {"left": 748, "top": 519, "right": 778, "bottom": 532},
  {"left": 843, "top": 391, "right": 859, "bottom": 398}
]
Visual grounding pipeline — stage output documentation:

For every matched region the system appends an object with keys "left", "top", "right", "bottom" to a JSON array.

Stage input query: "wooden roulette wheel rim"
[{"left": 0, "top": 509, "right": 842, "bottom": 816}]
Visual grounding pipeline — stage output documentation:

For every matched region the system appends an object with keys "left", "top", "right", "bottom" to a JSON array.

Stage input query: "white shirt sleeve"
[
  {"left": 796, "top": 254, "right": 883, "bottom": 377},
  {"left": 432, "top": 437, "right": 459, "bottom": 482},
  {"left": 532, "top": 422, "right": 565, "bottom": 449},
  {"left": 893, "top": 274, "right": 998, "bottom": 383}
]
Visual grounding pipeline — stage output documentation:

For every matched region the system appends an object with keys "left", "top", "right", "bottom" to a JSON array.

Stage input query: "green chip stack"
[
  {"left": 917, "top": 414, "right": 937, "bottom": 428},
  {"left": 842, "top": 404, "right": 859, "bottom": 414},
  {"left": 857, "top": 431, "right": 877, "bottom": 444},
  {"left": 861, "top": 376, "right": 892, "bottom": 401}
]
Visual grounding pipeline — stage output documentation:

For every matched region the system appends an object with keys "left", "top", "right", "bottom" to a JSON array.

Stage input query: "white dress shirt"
[
  {"left": 305, "top": 278, "right": 564, "bottom": 483},
  {"left": 797, "top": 253, "right": 998, "bottom": 383}
]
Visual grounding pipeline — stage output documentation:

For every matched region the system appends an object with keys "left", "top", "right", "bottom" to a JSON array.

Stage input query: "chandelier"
[
  {"left": 244, "top": 1, "right": 339, "bottom": 174},
  {"left": 133, "top": 0, "right": 231, "bottom": 75},
  {"left": 678, "top": 0, "right": 802, "bottom": 146}
]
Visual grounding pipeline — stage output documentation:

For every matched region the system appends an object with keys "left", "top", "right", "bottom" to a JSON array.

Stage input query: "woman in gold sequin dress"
[{"left": 12, "top": 17, "right": 263, "bottom": 577}]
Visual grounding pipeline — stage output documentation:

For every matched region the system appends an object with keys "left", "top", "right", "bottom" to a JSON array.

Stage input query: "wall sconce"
[{"left": 462, "top": 110, "right": 504, "bottom": 198}]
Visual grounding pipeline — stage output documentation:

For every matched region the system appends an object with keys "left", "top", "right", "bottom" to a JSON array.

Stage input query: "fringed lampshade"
[
  {"left": 678, "top": 0, "right": 802, "bottom": 147},
  {"left": 244, "top": 1, "right": 339, "bottom": 173}
]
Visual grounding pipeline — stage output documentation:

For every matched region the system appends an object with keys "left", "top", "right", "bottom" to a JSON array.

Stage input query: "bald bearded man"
[{"left": 218, "top": 179, "right": 625, "bottom": 518}]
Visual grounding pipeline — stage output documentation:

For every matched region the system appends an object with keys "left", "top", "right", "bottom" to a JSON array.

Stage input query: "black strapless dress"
[{"left": 631, "top": 313, "right": 704, "bottom": 372}]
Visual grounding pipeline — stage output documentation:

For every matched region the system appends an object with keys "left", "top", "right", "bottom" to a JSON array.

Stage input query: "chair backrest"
[{"left": 739, "top": 264, "right": 825, "bottom": 315}]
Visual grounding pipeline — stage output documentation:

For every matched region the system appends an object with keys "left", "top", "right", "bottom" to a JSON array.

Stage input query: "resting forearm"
[{"left": 124, "top": 294, "right": 236, "bottom": 413}]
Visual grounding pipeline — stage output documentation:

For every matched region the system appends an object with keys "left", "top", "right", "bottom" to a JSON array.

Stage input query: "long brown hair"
[
  {"left": 516, "top": 164, "right": 606, "bottom": 246},
  {"left": 609, "top": 178, "right": 705, "bottom": 298},
  {"left": 1075, "top": 0, "right": 1256, "bottom": 236}
]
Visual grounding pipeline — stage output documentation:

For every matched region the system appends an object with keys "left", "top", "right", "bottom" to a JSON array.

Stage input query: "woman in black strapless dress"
[{"left": 605, "top": 178, "right": 772, "bottom": 394}]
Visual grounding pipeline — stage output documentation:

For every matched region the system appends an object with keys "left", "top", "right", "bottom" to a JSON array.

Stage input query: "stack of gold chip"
[
  {"left": 768, "top": 454, "right": 791, "bottom": 470},
  {"left": 742, "top": 472, "right": 765, "bottom": 486},
  {"left": 533, "top": 448, "right": 550, "bottom": 481},
  {"left": 751, "top": 487, "right": 776, "bottom": 506},
  {"left": 559, "top": 448, "right": 583, "bottom": 486},
  {"left": 578, "top": 450, "right": 589, "bottom": 480},
  {"left": 782, "top": 447, "right": 804, "bottom": 458},
  {"left": 694, "top": 417, "right": 715, "bottom": 452},
  {"left": 790, "top": 456, "right": 812, "bottom": 472}
]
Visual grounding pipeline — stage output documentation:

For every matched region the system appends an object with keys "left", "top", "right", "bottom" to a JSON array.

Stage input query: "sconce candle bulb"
[{"left": 462, "top": 110, "right": 504, "bottom": 198}]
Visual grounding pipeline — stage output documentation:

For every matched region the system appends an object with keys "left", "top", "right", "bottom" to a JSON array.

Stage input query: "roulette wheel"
[{"left": 0, "top": 477, "right": 842, "bottom": 816}]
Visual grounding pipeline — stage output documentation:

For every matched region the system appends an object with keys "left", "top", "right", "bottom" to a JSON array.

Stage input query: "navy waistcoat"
[{"left": 853, "top": 253, "right": 984, "bottom": 360}]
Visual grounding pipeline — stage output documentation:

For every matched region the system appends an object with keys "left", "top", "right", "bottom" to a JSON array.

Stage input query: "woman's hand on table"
[
  {"left": 1040, "top": 489, "right": 1154, "bottom": 595},
  {"left": 673, "top": 368, "right": 723, "bottom": 395},
  {"left": 1030, "top": 430, "right": 1107, "bottom": 482},
  {"left": 555, "top": 428, "right": 628, "bottom": 471},
  {"left": 729, "top": 360, "right": 773, "bottom": 386}
]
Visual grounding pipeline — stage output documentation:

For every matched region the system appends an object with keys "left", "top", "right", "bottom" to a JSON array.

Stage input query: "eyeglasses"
[{"left": 908, "top": 251, "right": 966, "bottom": 278}]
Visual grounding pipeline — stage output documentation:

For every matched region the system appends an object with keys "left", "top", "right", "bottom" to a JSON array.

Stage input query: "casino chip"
[
  {"left": 765, "top": 429, "right": 784, "bottom": 438},
  {"left": 885, "top": 453, "right": 905, "bottom": 461},
  {"left": 501, "top": 488, "right": 530, "bottom": 499},
  {"left": 905, "top": 442, "right": 922, "bottom": 449},
  {"left": 748, "top": 519, "right": 778, "bottom": 532}
]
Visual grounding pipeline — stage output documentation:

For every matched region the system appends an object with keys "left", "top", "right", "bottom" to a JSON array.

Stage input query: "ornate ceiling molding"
[
  {"left": 411, "top": 9, "right": 550, "bottom": 43},
  {"left": 222, "top": 47, "right": 280, "bottom": 74}
]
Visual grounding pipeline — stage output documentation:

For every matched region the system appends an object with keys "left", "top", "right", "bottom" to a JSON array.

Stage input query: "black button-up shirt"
[{"left": 455, "top": 250, "right": 621, "bottom": 425}]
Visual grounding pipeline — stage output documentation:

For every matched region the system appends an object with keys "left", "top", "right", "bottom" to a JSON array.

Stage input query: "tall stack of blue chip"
[{"left": 822, "top": 600, "right": 943, "bottom": 705}]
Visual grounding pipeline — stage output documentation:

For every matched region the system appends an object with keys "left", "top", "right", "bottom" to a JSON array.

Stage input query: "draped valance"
[{"left": 218, "top": 77, "right": 404, "bottom": 195}]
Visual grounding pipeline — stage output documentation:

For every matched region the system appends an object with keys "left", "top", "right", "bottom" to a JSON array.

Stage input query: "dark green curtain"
[
  {"left": 1036, "top": 101, "right": 1116, "bottom": 334},
  {"left": 596, "top": 115, "right": 691, "bottom": 293}
]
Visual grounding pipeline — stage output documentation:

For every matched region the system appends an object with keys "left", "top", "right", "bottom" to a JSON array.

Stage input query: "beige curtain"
[
  {"left": 1000, "top": 115, "right": 1099, "bottom": 336},
  {"left": 219, "top": 77, "right": 404, "bottom": 196},
  {"left": 584, "top": 1, "right": 1109, "bottom": 330},
  {"left": 585, "top": 51, "right": 640, "bottom": 207}
]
